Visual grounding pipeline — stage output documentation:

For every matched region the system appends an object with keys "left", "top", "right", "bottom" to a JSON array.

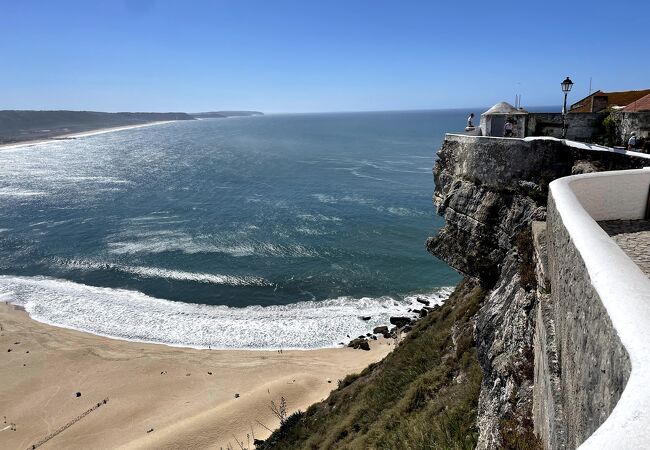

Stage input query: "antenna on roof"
[{"left": 589, "top": 77, "right": 592, "bottom": 95}]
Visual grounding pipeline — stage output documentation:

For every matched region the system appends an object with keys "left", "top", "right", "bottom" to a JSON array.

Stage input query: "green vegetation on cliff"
[{"left": 259, "top": 279, "right": 485, "bottom": 450}]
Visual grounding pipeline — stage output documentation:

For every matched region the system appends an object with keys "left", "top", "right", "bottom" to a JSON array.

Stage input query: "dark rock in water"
[
  {"left": 366, "top": 333, "right": 372, "bottom": 337},
  {"left": 373, "top": 325, "right": 389, "bottom": 335},
  {"left": 412, "top": 308, "right": 421, "bottom": 314},
  {"left": 360, "top": 316, "right": 371, "bottom": 321},
  {"left": 416, "top": 297, "right": 430, "bottom": 306},
  {"left": 358, "top": 335, "right": 365, "bottom": 339},
  {"left": 348, "top": 337, "right": 370, "bottom": 351},
  {"left": 371, "top": 335, "right": 377, "bottom": 340},
  {"left": 390, "top": 316, "right": 411, "bottom": 328},
  {"left": 419, "top": 309, "right": 428, "bottom": 318},
  {"left": 338, "top": 342, "right": 345, "bottom": 346}
]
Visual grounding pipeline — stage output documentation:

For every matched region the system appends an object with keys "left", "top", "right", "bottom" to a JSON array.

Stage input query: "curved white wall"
[{"left": 549, "top": 168, "right": 650, "bottom": 449}]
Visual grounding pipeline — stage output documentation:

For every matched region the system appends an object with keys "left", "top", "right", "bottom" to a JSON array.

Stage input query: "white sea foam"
[
  {"left": 295, "top": 227, "right": 326, "bottom": 236},
  {"left": 52, "top": 258, "right": 271, "bottom": 286},
  {"left": 384, "top": 207, "right": 426, "bottom": 217},
  {"left": 64, "top": 176, "right": 133, "bottom": 185},
  {"left": 106, "top": 231, "right": 320, "bottom": 258},
  {"left": 0, "top": 276, "right": 453, "bottom": 349},
  {"left": 297, "top": 214, "right": 342, "bottom": 223},
  {"left": 0, "top": 188, "right": 47, "bottom": 198},
  {"left": 312, "top": 193, "right": 338, "bottom": 204}
]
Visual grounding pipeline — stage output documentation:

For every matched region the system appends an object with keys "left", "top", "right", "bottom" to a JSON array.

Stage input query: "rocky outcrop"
[
  {"left": 427, "top": 134, "right": 647, "bottom": 449},
  {"left": 474, "top": 249, "right": 539, "bottom": 449},
  {"left": 427, "top": 177, "right": 544, "bottom": 283}
]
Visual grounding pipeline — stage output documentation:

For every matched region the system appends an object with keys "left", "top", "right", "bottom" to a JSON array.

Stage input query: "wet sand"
[{"left": 0, "top": 302, "right": 391, "bottom": 449}]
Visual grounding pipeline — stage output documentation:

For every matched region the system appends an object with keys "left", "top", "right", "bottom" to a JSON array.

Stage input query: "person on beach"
[{"left": 628, "top": 132, "right": 637, "bottom": 150}]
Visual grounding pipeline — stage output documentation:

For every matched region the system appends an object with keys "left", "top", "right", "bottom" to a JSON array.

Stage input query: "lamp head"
[{"left": 561, "top": 76, "right": 574, "bottom": 93}]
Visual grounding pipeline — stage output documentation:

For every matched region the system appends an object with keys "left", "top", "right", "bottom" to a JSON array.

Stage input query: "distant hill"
[
  {"left": 191, "top": 111, "right": 263, "bottom": 118},
  {"left": 0, "top": 110, "right": 195, "bottom": 144}
]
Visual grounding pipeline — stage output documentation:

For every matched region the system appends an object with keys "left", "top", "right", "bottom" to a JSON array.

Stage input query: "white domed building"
[{"left": 479, "top": 102, "right": 528, "bottom": 138}]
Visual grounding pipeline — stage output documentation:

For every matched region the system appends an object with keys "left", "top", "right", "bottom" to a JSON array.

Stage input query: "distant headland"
[{"left": 0, "top": 110, "right": 264, "bottom": 145}]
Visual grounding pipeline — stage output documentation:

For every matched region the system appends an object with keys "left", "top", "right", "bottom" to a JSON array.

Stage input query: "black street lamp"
[{"left": 561, "top": 76, "right": 574, "bottom": 138}]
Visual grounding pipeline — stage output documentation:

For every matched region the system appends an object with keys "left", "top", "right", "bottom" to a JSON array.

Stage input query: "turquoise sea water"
[{"left": 0, "top": 111, "right": 462, "bottom": 348}]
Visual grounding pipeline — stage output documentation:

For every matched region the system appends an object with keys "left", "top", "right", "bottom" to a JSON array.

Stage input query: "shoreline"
[
  {"left": 0, "top": 302, "right": 392, "bottom": 449},
  {"left": 0, "top": 120, "right": 177, "bottom": 150},
  {"left": 1, "top": 274, "right": 453, "bottom": 351}
]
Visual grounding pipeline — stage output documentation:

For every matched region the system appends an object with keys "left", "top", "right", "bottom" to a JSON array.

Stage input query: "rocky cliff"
[
  {"left": 255, "top": 134, "right": 646, "bottom": 450},
  {"left": 427, "top": 134, "right": 645, "bottom": 449}
]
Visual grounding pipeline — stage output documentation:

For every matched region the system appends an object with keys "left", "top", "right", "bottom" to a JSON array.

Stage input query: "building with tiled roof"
[
  {"left": 623, "top": 93, "right": 650, "bottom": 112},
  {"left": 570, "top": 89, "right": 650, "bottom": 113}
]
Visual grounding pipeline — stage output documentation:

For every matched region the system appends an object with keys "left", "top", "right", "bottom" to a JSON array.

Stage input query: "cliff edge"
[
  {"left": 256, "top": 133, "right": 647, "bottom": 450},
  {"left": 428, "top": 134, "right": 645, "bottom": 449}
]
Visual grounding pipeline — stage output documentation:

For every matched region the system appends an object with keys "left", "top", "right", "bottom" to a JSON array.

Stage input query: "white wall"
[
  {"left": 569, "top": 171, "right": 650, "bottom": 221},
  {"left": 549, "top": 168, "right": 650, "bottom": 449}
]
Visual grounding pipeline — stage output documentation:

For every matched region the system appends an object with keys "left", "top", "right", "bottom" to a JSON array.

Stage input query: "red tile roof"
[
  {"left": 623, "top": 93, "right": 650, "bottom": 112},
  {"left": 570, "top": 89, "right": 650, "bottom": 113}
]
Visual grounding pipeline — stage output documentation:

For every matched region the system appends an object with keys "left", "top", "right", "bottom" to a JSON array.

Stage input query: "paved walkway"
[{"left": 599, "top": 220, "right": 650, "bottom": 277}]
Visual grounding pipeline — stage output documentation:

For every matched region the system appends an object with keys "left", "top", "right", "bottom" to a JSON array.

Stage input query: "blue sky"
[{"left": 1, "top": 0, "right": 648, "bottom": 113}]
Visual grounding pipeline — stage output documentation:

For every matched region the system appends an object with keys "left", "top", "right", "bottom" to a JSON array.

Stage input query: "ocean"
[{"left": 0, "top": 110, "right": 463, "bottom": 348}]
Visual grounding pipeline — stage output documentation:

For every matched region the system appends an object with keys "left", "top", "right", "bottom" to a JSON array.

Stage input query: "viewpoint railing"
[{"left": 547, "top": 168, "right": 650, "bottom": 449}]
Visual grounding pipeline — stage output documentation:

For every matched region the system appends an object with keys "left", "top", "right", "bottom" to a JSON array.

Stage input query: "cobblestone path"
[{"left": 599, "top": 220, "right": 650, "bottom": 277}]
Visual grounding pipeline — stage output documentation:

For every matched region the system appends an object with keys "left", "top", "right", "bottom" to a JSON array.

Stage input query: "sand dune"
[{"left": 0, "top": 303, "right": 391, "bottom": 449}]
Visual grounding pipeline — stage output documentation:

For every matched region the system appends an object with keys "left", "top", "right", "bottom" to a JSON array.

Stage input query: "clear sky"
[{"left": 2, "top": 0, "right": 648, "bottom": 113}]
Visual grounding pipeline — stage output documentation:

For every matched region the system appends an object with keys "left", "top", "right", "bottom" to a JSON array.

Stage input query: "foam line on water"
[
  {"left": 52, "top": 258, "right": 271, "bottom": 286},
  {"left": 0, "top": 275, "right": 453, "bottom": 350}
]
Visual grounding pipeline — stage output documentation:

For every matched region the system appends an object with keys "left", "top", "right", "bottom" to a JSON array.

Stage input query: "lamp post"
[{"left": 561, "top": 76, "right": 574, "bottom": 138}]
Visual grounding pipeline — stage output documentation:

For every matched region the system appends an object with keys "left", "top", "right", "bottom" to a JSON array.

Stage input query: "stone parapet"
[{"left": 541, "top": 168, "right": 650, "bottom": 449}]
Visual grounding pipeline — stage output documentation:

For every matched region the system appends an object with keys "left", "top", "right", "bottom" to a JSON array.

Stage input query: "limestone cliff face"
[
  {"left": 427, "top": 135, "right": 563, "bottom": 283},
  {"left": 427, "top": 135, "right": 645, "bottom": 449},
  {"left": 427, "top": 175, "right": 543, "bottom": 283}
]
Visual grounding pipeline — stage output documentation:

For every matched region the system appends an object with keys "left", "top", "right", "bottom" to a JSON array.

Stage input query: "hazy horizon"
[{"left": 1, "top": 105, "right": 562, "bottom": 115}]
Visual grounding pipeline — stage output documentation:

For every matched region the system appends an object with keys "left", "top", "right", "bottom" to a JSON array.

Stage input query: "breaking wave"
[
  {"left": 105, "top": 232, "right": 320, "bottom": 257},
  {"left": 0, "top": 275, "right": 453, "bottom": 349},
  {"left": 52, "top": 258, "right": 271, "bottom": 287}
]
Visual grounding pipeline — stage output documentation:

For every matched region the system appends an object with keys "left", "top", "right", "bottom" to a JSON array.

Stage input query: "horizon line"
[{"left": 1, "top": 105, "right": 563, "bottom": 115}]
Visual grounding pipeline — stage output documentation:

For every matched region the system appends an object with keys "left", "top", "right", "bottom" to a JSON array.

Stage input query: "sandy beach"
[
  {"left": 0, "top": 121, "right": 176, "bottom": 150},
  {"left": 0, "top": 302, "right": 392, "bottom": 449}
]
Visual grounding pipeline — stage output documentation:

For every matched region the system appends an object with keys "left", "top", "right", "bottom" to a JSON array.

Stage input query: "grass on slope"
[{"left": 259, "top": 278, "right": 485, "bottom": 450}]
